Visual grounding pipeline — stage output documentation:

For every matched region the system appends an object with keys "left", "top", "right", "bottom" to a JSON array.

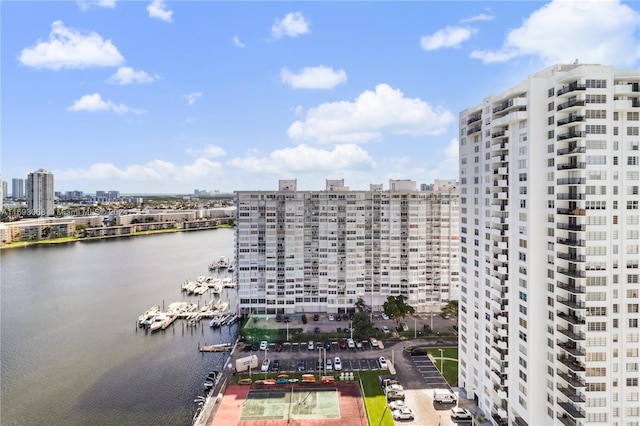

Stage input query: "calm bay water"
[{"left": 1, "top": 229, "right": 237, "bottom": 426}]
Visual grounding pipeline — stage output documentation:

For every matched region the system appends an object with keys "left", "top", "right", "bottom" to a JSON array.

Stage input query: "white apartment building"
[
  {"left": 458, "top": 63, "right": 640, "bottom": 426},
  {"left": 26, "top": 168, "right": 54, "bottom": 217},
  {"left": 234, "top": 178, "right": 459, "bottom": 315}
]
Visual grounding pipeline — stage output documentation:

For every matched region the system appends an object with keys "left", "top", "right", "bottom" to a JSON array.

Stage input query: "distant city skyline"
[{"left": 2, "top": 1, "right": 639, "bottom": 193}]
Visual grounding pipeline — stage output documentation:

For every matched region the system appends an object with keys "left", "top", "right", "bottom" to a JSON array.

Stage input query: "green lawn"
[
  {"left": 426, "top": 347, "right": 458, "bottom": 386},
  {"left": 358, "top": 371, "right": 394, "bottom": 426}
]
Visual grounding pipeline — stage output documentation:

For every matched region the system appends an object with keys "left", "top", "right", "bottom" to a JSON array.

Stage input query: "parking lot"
[{"left": 409, "top": 354, "right": 450, "bottom": 389}]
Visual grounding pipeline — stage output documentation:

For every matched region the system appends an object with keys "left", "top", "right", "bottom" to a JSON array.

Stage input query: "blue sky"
[{"left": 2, "top": 0, "right": 639, "bottom": 194}]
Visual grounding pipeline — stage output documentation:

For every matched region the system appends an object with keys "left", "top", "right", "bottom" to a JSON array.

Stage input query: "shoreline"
[{"left": 0, "top": 225, "right": 233, "bottom": 250}]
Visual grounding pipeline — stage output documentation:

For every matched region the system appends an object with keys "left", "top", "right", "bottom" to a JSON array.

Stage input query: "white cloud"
[
  {"left": 77, "top": 0, "right": 117, "bottom": 11},
  {"left": 460, "top": 12, "right": 494, "bottom": 23},
  {"left": 421, "top": 26, "right": 477, "bottom": 50},
  {"left": 281, "top": 66, "right": 347, "bottom": 89},
  {"left": 271, "top": 12, "right": 309, "bottom": 39},
  {"left": 107, "top": 66, "right": 157, "bottom": 85},
  {"left": 183, "top": 92, "right": 202, "bottom": 106},
  {"left": 186, "top": 145, "right": 226, "bottom": 158},
  {"left": 147, "top": 0, "right": 173, "bottom": 23},
  {"left": 229, "top": 144, "right": 375, "bottom": 174},
  {"left": 232, "top": 36, "right": 246, "bottom": 48},
  {"left": 471, "top": 0, "right": 640, "bottom": 66},
  {"left": 287, "top": 84, "right": 453, "bottom": 144},
  {"left": 68, "top": 93, "right": 146, "bottom": 115},
  {"left": 55, "top": 158, "right": 223, "bottom": 183},
  {"left": 18, "top": 20, "right": 124, "bottom": 70}
]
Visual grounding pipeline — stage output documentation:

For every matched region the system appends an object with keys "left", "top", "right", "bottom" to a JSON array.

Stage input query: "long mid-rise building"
[
  {"left": 234, "top": 178, "right": 459, "bottom": 315},
  {"left": 458, "top": 63, "right": 639, "bottom": 426},
  {"left": 26, "top": 168, "right": 54, "bottom": 217}
]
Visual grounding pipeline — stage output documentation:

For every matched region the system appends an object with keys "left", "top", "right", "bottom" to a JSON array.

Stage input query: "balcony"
[
  {"left": 467, "top": 124, "right": 482, "bottom": 135},
  {"left": 466, "top": 114, "right": 482, "bottom": 125},
  {"left": 557, "top": 325, "right": 586, "bottom": 341},
  {"left": 557, "top": 281, "right": 586, "bottom": 294},
  {"left": 557, "top": 370, "right": 586, "bottom": 388},
  {"left": 557, "top": 385, "right": 586, "bottom": 403},
  {"left": 558, "top": 252, "right": 586, "bottom": 263},
  {"left": 557, "top": 193, "right": 585, "bottom": 201},
  {"left": 557, "top": 355, "right": 586, "bottom": 372},
  {"left": 556, "top": 237, "right": 586, "bottom": 247},
  {"left": 557, "top": 266, "right": 586, "bottom": 280},
  {"left": 556, "top": 208, "right": 586, "bottom": 216},
  {"left": 557, "top": 99, "right": 585, "bottom": 111},
  {"left": 556, "top": 295, "right": 586, "bottom": 310},
  {"left": 557, "top": 83, "right": 587, "bottom": 97},
  {"left": 557, "top": 222, "right": 586, "bottom": 232},
  {"left": 557, "top": 162, "right": 586, "bottom": 171},
  {"left": 557, "top": 146, "right": 586, "bottom": 156},
  {"left": 557, "top": 340, "right": 586, "bottom": 357},
  {"left": 557, "top": 115, "right": 585, "bottom": 126},
  {"left": 558, "top": 400, "right": 586, "bottom": 419},
  {"left": 556, "top": 414, "right": 578, "bottom": 426},
  {"left": 557, "top": 131, "right": 586, "bottom": 141},
  {"left": 556, "top": 310, "right": 586, "bottom": 324},
  {"left": 491, "top": 129, "right": 507, "bottom": 139},
  {"left": 556, "top": 178, "right": 586, "bottom": 185}
]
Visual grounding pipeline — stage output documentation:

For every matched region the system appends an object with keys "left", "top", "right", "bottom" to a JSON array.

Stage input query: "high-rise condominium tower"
[
  {"left": 458, "top": 63, "right": 639, "bottom": 426},
  {"left": 234, "top": 178, "right": 459, "bottom": 315},
  {"left": 26, "top": 168, "right": 54, "bottom": 217}
]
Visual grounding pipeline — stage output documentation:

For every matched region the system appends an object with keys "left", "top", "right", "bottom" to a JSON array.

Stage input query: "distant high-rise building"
[
  {"left": 234, "top": 178, "right": 459, "bottom": 315},
  {"left": 12, "top": 178, "right": 25, "bottom": 199},
  {"left": 458, "top": 63, "right": 639, "bottom": 425},
  {"left": 26, "top": 169, "right": 54, "bottom": 216},
  {"left": 1, "top": 177, "right": 6, "bottom": 209}
]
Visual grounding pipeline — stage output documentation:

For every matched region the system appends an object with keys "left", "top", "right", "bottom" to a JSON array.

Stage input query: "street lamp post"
[
  {"left": 350, "top": 321, "right": 353, "bottom": 340},
  {"left": 414, "top": 316, "right": 417, "bottom": 339},
  {"left": 286, "top": 320, "right": 289, "bottom": 341},
  {"left": 438, "top": 348, "right": 444, "bottom": 374}
]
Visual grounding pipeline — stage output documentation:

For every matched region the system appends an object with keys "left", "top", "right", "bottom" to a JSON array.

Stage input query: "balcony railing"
[
  {"left": 557, "top": 340, "right": 586, "bottom": 357},
  {"left": 557, "top": 222, "right": 586, "bottom": 232},
  {"left": 557, "top": 162, "right": 586, "bottom": 170},
  {"left": 557, "top": 83, "right": 587, "bottom": 97},
  {"left": 491, "top": 130, "right": 507, "bottom": 138},
  {"left": 557, "top": 99, "right": 585, "bottom": 111},
  {"left": 557, "top": 325, "right": 587, "bottom": 341},
  {"left": 557, "top": 193, "right": 585, "bottom": 200},
  {"left": 558, "top": 252, "right": 586, "bottom": 263},
  {"left": 557, "top": 131, "right": 586, "bottom": 141},
  {"left": 557, "top": 115, "right": 585, "bottom": 126},
  {"left": 557, "top": 237, "right": 586, "bottom": 247},
  {"left": 557, "top": 146, "right": 586, "bottom": 156},
  {"left": 557, "top": 370, "right": 586, "bottom": 387},
  {"left": 557, "top": 311, "right": 586, "bottom": 325},
  {"left": 558, "top": 400, "right": 587, "bottom": 419},
  {"left": 556, "top": 178, "right": 586, "bottom": 185},
  {"left": 557, "top": 385, "right": 586, "bottom": 403},
  {"left": 557, "top": 267, "right": 587, "bottom": 279},
  {"left": 556, "top": 294, "right": 586, "bottom": 309},
  {"left": 557, "top": 355, "right": 586, "bottom": 372},
  {"left": 466, "top": 114, "right": 482, "bottom": 125},
  {"left": 467, "top": 124, "right": 482, "bottom": 135},
  {"left": 557, "top": 281, "right": 586, "bottom": 294},
  {"left": 556, "top": 414, "right": 578, "bottom": 426}
]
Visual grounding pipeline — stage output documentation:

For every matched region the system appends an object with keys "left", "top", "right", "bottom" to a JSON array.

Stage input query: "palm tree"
[{"left": 472, "top": 411, "right": 488, "bottom": 426}]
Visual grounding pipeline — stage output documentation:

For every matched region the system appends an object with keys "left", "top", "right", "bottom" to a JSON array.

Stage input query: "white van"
[{"left": 433, "top": 389, "right": 457, "bottom": 404}]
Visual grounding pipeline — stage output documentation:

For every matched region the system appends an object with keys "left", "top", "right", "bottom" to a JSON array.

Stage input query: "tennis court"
[{"left": 210, "top": 382, "right": 367, "bottom": 426}]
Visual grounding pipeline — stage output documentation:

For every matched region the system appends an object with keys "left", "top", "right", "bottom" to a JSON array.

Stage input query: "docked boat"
[
  {"left": 221, "top": 277, "right": 235, "bottom": 288},
  {"left": 138, "top": 306, "right": 159, "bottom": 326},
  {"left": 149, "top": 314, "right": 166, "bottom": 332}
]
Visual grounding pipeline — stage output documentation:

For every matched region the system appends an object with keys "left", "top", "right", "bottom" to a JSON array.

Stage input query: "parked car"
[
  {"left": 328, "top": 314, "right": 335, "bottom": 321},
  {"left": 381, "top": 313, "right": 389, "bottom": 320},
  {"left": 339, "top": 340, "right": 347, "bottom": 350},
  {"left": 271, "top": 360, "right": 280, "bottom": 372},
  {"left": 369, "top": 337, "right": 378, "bottom": 347},
  {"left": 410, "top": 347, "right": 428, "bottom": 356},
  {"left": 313, "top": 314, "right": 319, "bottom": 321},
  {"left": 347, "top": 338, "right": 355, "bottom": 349},
  {"left": 379, "top": 356, "right": 388, "bottom": 369},
  {"left": 259, "top": 341, "right": 268, "bottom": 351},
  {"left": 298, "top": 360, "right": 306, "bottom": 372},
  {"left": 399, "top": 322, "right": 409, "bottom": 332},
  {"left": 308, "top": 341, "right": 314, "bottom": 350},
  {"left": 355, "top": 339, "right": 363, "bottom": 349},
  {"left": 275, "top": 344, "right": 283, "bottom": 352},
  {"left": 343, "top": 314, "right": 350, "bottom": 321},
  {"left": 392, "top": 408, "right": 415, "bottom": 421},
  {"left": 451, "top": 407, "right": 472, "bottom": 420},
  {"left": 381, "top": 326, "right": 390, "bottom": 334},
  {"left": 389, "top": 400, "right": 408, "bottom": 411},
  {"left": 314, "top": 327, "right": 321, "bottom": 333},
  {"left": 325, "top": 358, "right": 333, "bottom": 371},
  {"left": 324, "top": 341, "right": 332, "bottom": 351},
  {"left": 334, "top": 357, "right": 342, "bottom": 371},
  {"left": 261, "top": 359, "right": 271, "bottom": 372}
]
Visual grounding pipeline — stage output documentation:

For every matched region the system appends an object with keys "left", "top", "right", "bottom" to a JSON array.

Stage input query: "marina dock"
[{"left": 199, "top": 343, "right": 233, "bottom": 352}]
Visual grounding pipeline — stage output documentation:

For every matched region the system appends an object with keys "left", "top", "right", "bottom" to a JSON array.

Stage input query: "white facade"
[
  {"left": 26, "top": 169, "right": 54, "bottom": 217},
  {"left": 234, "top": 179, "right": 459, "bottom": 315},
  {"left": 458, "top": 64, "right": 640, "bottom": 426}
]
